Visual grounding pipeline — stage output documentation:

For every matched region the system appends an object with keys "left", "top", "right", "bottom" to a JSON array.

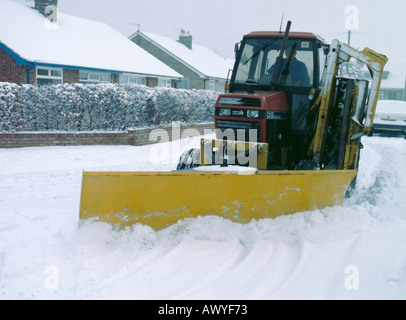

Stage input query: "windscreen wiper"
[{"left": 242, "top": 36, "right": 280, "bottom": 65}]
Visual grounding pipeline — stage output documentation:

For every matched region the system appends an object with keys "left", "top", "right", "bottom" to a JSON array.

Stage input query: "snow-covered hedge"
[{"left": 0, "top": 83, "right": 218, "bottom": 132}]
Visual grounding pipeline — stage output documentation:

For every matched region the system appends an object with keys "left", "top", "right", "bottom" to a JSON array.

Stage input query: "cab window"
[{"left": 234, "top": 38, "right": 314, "bottom": 88}]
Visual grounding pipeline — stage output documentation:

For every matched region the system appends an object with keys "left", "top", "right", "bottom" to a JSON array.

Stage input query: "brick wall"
[
  {"left": 0, "top": 48, "right": 36, "bottom": 84},
  {"left": 63, "top": 69, "right": 79, "bottom": 84},
  {"left": 0, "top": 123, "right": 215, "bottom": 148},
  {"left": 146, "top": 77, "right": 158, "bottom": 87}
]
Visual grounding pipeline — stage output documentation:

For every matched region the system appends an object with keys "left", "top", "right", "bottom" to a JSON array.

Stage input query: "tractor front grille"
[{"left": 216, "top": 119, "right": 261, "bottom": 141}]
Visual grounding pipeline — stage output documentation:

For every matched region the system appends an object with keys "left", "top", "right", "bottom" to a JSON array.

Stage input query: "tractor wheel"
[{"left": 176, "top": 148, "right": 201, "bottom": 170}]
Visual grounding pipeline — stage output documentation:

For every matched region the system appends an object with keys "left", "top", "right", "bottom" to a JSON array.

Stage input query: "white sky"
[{"left": 51, "top": 0, "right": 405, "bottom": 64}]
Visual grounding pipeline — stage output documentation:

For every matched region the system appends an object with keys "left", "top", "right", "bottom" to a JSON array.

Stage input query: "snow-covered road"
[{"left": 1, "top": 135, "right": 406, "bottom": 300}]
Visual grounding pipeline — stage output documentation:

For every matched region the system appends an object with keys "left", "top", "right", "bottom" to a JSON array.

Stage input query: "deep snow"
[{"left": 1, "top": 134, "right": 406, "bottom": 300}]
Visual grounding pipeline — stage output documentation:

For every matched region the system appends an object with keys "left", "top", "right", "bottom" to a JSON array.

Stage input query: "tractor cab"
[
  {"left": 215, "top": 31, "right": 330, "bottom": 168},
  {"left": 231, "top": 31, "right": 329, "bottom": 91}
]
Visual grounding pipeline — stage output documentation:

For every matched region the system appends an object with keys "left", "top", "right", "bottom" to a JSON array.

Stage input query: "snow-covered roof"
[
  {"left": 0, "top": 0, "right": 181, "bottom": 78},
  {"left": 131, "top": 30, "right": 234, "bottom": 80}
]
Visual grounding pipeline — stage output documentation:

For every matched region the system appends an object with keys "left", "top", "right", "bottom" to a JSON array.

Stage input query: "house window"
[
  {"left": 388, "top": 91, "right": 401, "bottom": 100},
  {"left": 119, "top": 74, "right": 146, "bottom": 85},
  {"left": 79, "top": 71, "right": 111, "bottom": 83},
  {"left": 158, "top": 78, "right": 172, "bottom": 88},
  {"left": 36, "top": 67, "right": 63, "bottom": 85}
]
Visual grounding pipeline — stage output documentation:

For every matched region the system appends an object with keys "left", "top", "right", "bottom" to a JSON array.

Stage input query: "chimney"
[
  {"left": 178, "top": 30, "right": 192, "bottom": 50},
  {"left": 34, "top": 0, "right": 58, "bottom": 22}
]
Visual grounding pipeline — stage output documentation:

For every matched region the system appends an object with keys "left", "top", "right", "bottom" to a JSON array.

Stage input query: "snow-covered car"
[{"left": 370, "top": 100, "right": 406, "bottom": 139}]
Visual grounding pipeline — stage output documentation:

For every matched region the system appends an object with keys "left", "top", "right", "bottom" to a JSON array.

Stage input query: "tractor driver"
[{"left": 268, "top": 45, "right": 310, "bottom": 86}]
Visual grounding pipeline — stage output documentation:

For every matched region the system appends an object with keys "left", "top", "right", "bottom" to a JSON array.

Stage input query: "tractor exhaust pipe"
[{"left": 270, "top": 20, "right": 292, "bottom": 87}]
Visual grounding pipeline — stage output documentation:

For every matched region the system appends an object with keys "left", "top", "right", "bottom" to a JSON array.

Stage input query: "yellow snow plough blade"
[{"left": 79, "top": 169, "right": 356, "bottom": 230}]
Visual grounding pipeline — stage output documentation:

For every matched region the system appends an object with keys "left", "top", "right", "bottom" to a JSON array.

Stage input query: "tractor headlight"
[
  {"left": 247, "top": 110, "right": 259, "bottom": 118},
  {"left": 219, "top": 108, "right": 231, "bottom": 116}
]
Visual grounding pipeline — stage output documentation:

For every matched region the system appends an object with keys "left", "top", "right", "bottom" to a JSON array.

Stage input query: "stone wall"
[{"left": 0, "top": 122, "right": 214, "bottom": 148}]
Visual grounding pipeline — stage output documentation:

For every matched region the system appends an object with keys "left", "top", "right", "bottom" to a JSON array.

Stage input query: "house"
[
  {"left": 0, "top": 0, "right": 182, "bottom": 87},
  {"left": 378, "top": 64, "right": 406, "bottom": 101},
  {"left": 363, "top": 63, "right": 406, "bottom": 101},
  {"left": 130, "top": 30, "right": 235, "bottom": 92}
]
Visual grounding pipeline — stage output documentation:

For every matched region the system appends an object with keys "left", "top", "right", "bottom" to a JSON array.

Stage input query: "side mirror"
[{"left": 234, "top": 42, "right": 241, "bottom": 59}]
